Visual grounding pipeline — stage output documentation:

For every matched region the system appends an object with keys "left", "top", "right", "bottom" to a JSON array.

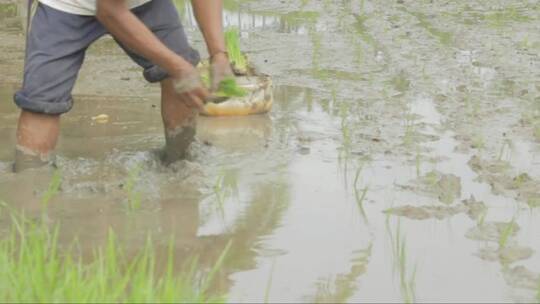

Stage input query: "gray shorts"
[{"left": 14, "top": 0, "right": 200, "bottom": 115}]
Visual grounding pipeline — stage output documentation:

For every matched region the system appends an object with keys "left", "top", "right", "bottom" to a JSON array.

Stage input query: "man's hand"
[
  {"left": 210, "top": 52, "right": 234, "bottom": 91},
  {"left": 176, "top": 87, "right": 209, "bottom": 111},
  {"left": 171, "top": 66, "right": 210, "bottom": 110},
  {"left": 191, "top": 0, "right": 234, "bottom": 91},
  {"left": 96, "top": 0, "right": 209, "bottom": 110}
]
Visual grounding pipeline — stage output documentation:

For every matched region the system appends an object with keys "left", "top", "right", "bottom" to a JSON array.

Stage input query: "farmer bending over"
[{"left": 13, "top": 0, "right": 233, "bottom": 172}]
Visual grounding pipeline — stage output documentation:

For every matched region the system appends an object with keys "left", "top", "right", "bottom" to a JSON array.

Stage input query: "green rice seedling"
[
  {"left": 337, "top": 102, "right": 354, "bottom": 173},
  {"left": 198, "top": 63, "right": 245, "bottom": 98},
  {"left": 517, "top": 36, "right": 534, "bottom": 50},
  {"left": 216, "top": 77, "right": 247, "bottom": 98},
  {"left": 0, "top": 210, "right": 227, "bottom": 303},
  {"left": 497, "top": 139, "right": 512, "bottom": 161},
  {"left": 352, "top": 12, "right": 389, "bottom": 67},
  {"left": 484, "top": 7, "right": 531, "bottom": 28},
  {"left": 171, "top": 0, "right": 187, "bottom": 19},
  {"left": 354, "top": 186, "right": 369, "bottom": 221},
  {"left": 477, "top": 208, "right": 488, "bottom": 227},
  {"left": 353, "top": 164, "right": 368, "bottom": 221},
  {"left": 0, "top": 2, "right": 19, "bottom": 17},
  {"left": 340, "top": 120, "right": 352, "bottom": 155},
  {"left": 41, "top": 169, "right": 62, "bottom": 208},
  {"left": 300, "top": 0, "right": 310, "bottom": 7},
  {"left": 403, "top": 118, "right": 416, "bottom": 148},
  {"left": 200, "top": 241, "right": 232, "bottom": 295},
  {"left": 388, "top": 221, "right": 417, "bottom": 303},
  {"left": 528, "top": 196, "right": 540, "bottom": 210},
  {"left": 322, "top": 0, "right": 332, "bottom": 11},
  {"left": 319, "top": 98, "right": 331, "bottom": 114},
  {"left": 391, "top": 72, "right": 411, "bottom": 93},
  {"left": 311, "top": 245, "right": 372, "bottom": 303},
  {"left": 213, "top": 169, "right": 239, "bottom": 221},
  {"left": 308, "top": 24, "right": 323, "bottom": 72},
  {"left": 512, "top": 173, "right": 531, "bottom": 189},
  {"left": 498, "top": 219, "right": 516, "bottom": 249},
  {"left": 536, "top": 280, "right": 540, "bottom": 302},
  {"left": 463, "top": 90, "right": 480, "bottom": 118},
  {"left": 263, "top": 259, "right": 276, "bottom": 304},
  {"left": 330, "top": 86, "right": 337, "bottom": 106},
  {"left": 352, "top": 35, "right": 364, "bottom": 67},
  {"left": 533, "top": 124, "right": 540, "bottom": 141},
  {"left": 423, "top": 171, "right": 439, "bottom": 186},
  {"left": 472, "top": 98, "right": 481, "bottom": 117},
  {"left": 221, "top": 0, "right": 246, "bottom": 11},
  {"left": 471, "top": 133, "right": 485, "bottom": 150},
  {"left": 200, "top": 67, "right": 211, "bottom": 88},
  {"left": 281, "top": 11, "right": 319, "bottom": 30},
  {"left": 406, "top": 10, "right": 453, "bottom": 46},
  {"left": 415, "top": 146, "right": 421, "bottom": 177},
  {"left": 353, "top": 14, "right": 377, "bottom": 48},
  {"left": 125, "top": 166, "right": 142, "bottom": 212},
  {"left": 225, "top": 28, "right": 248, "bottom": 73}
]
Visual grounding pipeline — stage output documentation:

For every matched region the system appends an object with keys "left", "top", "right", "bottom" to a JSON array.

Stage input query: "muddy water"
[{"left": 1, "top": 0, "right": 540, "bottom": 302}]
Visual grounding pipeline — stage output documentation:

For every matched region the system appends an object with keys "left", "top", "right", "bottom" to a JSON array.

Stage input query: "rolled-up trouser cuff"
[
  {"left": 142, "top": 49, "right": 201, "bottom": 83},
  {"left": 14, "top": 92, "right": 72, "bottom": 115}
]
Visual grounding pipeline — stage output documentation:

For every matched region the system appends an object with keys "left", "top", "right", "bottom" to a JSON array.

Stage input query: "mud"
[
  {"left": 12, "top": 147, "right": 55, "bottom": 172},
  {"left": 469, "top": 155, "right": 540, "bottom": 207},
  {"left": 1, "top": 0, "right": 540, "bottom": 302},
  {"left": 384, "top": 197, "right": 486, "bottom": 221},
  {"left": 406, "top": 170, "right": 463, "bottom": 205},
  {"left": 163, "top": 125, "right": 197, "bottom": 165}
]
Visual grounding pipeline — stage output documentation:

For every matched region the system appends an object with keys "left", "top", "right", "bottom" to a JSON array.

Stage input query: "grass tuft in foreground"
[{"left": 0, "top": 207, "right": 228, "bottom": 303}]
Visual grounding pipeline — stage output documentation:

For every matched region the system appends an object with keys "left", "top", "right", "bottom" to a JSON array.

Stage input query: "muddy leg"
[
  {"left": 160, "top": 79, "right": 198, "bottom": 165},
  {"left": 14, "top": 110, "right": 60, "bottom": 172}
]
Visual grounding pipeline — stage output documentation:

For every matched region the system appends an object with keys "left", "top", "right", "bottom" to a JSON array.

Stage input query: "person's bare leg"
[
  {"left": 160, "top": 79, "right": 198, "bottom": 164},
  {"left": 14, "top": 110, "right": 60, "bottom": 172}
]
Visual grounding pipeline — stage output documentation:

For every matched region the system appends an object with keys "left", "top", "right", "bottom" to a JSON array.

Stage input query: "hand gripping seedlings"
[{"left": 201, "top": 28, "right": 273, "bottom": 117}]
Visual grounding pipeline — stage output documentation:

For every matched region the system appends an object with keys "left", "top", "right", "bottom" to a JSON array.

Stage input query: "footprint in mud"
[
  {"left": 468, "top": 155, "right": 540, "bottom": 207},
  {"left": 384, "top": 196, "right": 486, "bottom": 221}
]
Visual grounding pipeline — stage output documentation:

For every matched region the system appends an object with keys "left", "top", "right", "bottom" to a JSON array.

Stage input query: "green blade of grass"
[{"left": 0, "top": 210, "right": 227, "bottom": 302}]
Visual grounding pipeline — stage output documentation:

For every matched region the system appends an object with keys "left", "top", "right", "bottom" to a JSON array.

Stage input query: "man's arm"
[
  {"left": 97, "top": 0, "right": 191, "bottom": 79},
  {"left": 191, "top": 0, "right": 233, "bottom": 89},
  {"left": 191, "top": 0, "right": 226, "bottom": 58}
]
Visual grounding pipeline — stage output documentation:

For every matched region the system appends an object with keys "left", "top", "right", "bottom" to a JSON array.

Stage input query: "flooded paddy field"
[{"left": 1, "top": 0, "right": 540, "bottom": 302}]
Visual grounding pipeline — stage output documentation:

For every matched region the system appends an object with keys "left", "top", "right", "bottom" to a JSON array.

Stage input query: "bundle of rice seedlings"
[
  {"left": 225, "top": 28, "right": 248, "bottom": 75},
  {"left": 216, "top": 77, "right": 247, "bottom": 98}
]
